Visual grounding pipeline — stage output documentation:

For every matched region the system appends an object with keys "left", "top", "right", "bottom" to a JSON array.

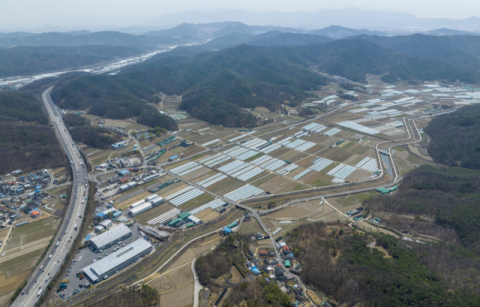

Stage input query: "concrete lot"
[{"left": 56, "top": 223, "right": 144, "bottom": 298}]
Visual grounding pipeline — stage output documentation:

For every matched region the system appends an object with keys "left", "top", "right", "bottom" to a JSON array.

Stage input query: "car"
[
  {"left": 99, "top": 256, "right": 102, "bottom": 259},
  {"left": 105, "top": 253, "right": 108, "bottom": 256}
]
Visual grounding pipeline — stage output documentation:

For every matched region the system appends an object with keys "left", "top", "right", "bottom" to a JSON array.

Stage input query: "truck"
[
  {"left": 38, "top": 289, "right": 43, "bottom": 297},
  {"left": 56, "top": 241, "right": 60, "bottom": 246},
  {"left": 62, "top": 279, "right": 69, "bottom": 283},
  {"left": 74, "top": 225, "right": 78, "bottom": 231}
]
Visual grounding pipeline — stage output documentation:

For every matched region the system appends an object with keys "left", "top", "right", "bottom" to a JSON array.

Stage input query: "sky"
[{"left": 1, "top": 0, "right": 479, "bottom": 30}]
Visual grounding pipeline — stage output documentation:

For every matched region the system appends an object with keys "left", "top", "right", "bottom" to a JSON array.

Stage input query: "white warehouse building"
[
  {"left": 89, "top": 224, "right": 132, "bottom": 251},
  {"left": 83, "top": 239, "right": 152, "bottom": 283},
  {"left": 128, "top": 202, "right": 152, "bottom": 216}
]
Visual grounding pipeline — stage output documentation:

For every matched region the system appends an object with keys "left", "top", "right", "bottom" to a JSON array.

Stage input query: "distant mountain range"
[
  {"left": 151, "top": 9, "right": 480, "bottom": 32},
  {"left": 0, "top": 31, "right": 178, "bottom": 49}
]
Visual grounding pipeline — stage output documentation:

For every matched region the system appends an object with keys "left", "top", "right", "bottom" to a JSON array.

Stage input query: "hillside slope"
[{"left": 0, "top": 45, "right": 143, "bottom": 77}]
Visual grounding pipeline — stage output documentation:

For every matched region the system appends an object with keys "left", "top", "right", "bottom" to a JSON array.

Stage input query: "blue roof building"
[{"left": 118, "top": 170, "right": 130, "bottom": 177}]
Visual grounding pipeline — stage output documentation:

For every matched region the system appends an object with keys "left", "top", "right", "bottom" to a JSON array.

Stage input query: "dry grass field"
[
  {"left": 159, "top": 283, "right": 194, "bottom": 307},
  {"left": 167, "top": 266, "right": 193, "bottom": 289},
  {"left": 238, "top": 219, "right": 264, "bottom": 235},
  {"left": 195, "top": 208, "right": 220, "bottom": 222},
  {"left": 148, "top": 275, "right": 176, "bottom": 292},
  {"left": 5, "top": 217, "right": 59, "bottom": 250}
]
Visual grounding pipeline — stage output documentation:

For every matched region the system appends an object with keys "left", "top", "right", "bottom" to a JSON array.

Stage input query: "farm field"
[{"left": 135, "top": 203, "right": 176, "bottom": 225}]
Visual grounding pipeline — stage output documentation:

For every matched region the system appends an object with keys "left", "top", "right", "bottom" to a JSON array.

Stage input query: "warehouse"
[
  {"left": 99, "top": 219, "right": 112, "bottom": 230},
  {"left": 128, "top": 202, "right": 152, "bottom": 216},
  {"left": 83, "top": 239, "right": 152, "bottom": 283},
  {"left": 89, "top": 224, "right": 132, "bottom": 251}
]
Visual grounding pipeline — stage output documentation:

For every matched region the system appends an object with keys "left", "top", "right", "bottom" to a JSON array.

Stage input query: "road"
[{"left": 12, "top": 87, "right": 89, "bottom": 306}]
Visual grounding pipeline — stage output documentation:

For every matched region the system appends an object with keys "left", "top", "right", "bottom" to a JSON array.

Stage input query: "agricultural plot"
[
  {"left": 208, "top": 177, "right": 245, "bottom": 195},
  {"left": 5, "top": 217, "right": 59, "bottom": 251},
  {"left": 178, "top": 193, "right": 214, "bottom": 212},
  {"left": 90, "top": 149, "right": 114, "bottom": 166},
  {"left": 238, "top": 219, "right": 264, "bottom": 235},
  {"left": 160, "top": 281, "right": 194, "bottom": 307},
  {"left": 135, "top": 203, "right": 176, "bottom": 225},
  {"left": 166, "top": 265, "right": 194, "bottom": 289},
  {"left": 195, "top": 208, "right": 220, "bottom": 222}
]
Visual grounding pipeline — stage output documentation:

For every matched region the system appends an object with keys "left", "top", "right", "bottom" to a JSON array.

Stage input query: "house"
[
  {"left": 258, "top": 250, "right": 268, "bottom": 256},
  {"left": 282, "top": 245, "right": 290, "bottom": 254}
]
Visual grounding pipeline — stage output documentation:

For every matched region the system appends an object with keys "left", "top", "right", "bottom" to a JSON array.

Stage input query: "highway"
[{"left": 12, "top": 87, "right": 89, "bottom": 306}]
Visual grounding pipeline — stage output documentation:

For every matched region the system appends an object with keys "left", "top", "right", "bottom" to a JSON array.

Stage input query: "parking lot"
[{"left": 55, "top": 223, "right": 144, "bottom": 298}]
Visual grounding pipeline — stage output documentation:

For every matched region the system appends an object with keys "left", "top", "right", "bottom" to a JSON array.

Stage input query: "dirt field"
[
  {"left": 0, "top": 290, "right": 13, "bottom": 307},
  {"left": 48, "top": 184, "right": 71, "bottom": 197},
  {"left": 148, "top": 275, "right": 176, "bottom": 292},
  {"left": 229, "top": 266, "right": 244, "bottom": 284},
  {"left": 0, "top": 270, "right": 30, "bottom": 296},
  {"left": 115, "top": 191, "right": 151, "bottom": 210},
  {"left": 5, "top": 217, "right": 59, "bottom": 250},
  {"left": 167, "top": 266, "right": 193, "bottom": 289},
  {"left": 90, "top": 149, "right": 114, "bottom": 166},
  {"left": 167, "top": 234, "right": 221, "bottom": 269},
  {"left": 307, "top": 290, "right": 323, "bottom": 305},
  {"left": 258, "top": 176, "right": 295, "bottom": 194},
  {"left": 264, "top": 207, "right": 309, "bottom": 220},
  {"left": 195, "top": 208, "right": 220, "bottom": 222},
  {"left": 160, "top": 283, "right": 194, "bottom": 307},
  {"left": 238, "top": 219, "right": 264, "bottom": 235},
  {"left": 135, "top": 203, "right": 176, "bottom": 225},
  {"left": 178, "top": 193, "right": 214, "bottom": 212},
  {"left": 160, "top": 183, "right": 190, "bottom": 198},
  {"left": 0, "top": 249, "right": 43, "bottom": 278},
  {"left": 208, "top": 177, "right": 244, "bottom": 195}
]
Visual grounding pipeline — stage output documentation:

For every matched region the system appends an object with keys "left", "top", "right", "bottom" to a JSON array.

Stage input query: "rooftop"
[
  {"left": 83, "top": 239, "right": 152, "bottom": 282},
  {"left": 89, "top": 224, "right": 131, "bottom": 248}
]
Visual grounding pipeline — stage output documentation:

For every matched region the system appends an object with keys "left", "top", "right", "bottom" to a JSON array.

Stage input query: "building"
[
  {"left": 139, "top": 226, "right": 170, "bottom": 241},
  {"left": 99, "top": 219, "right": 112, "bottom": 230},
  {"left": 118, "top": 170, "right": 130, "bottom": 177},
  {"left": 89, "top": 224, "right": 132, "bottom": 251},
  {"left": 95, "top": 208, "right": 117, "bottom": 220},
  {"left": 82, "top": 239, "right": 152, "bottom": 283},
  {"left": 128, "top": 202, "right": 152, "bottom": 216},
  {"left": 11, "top": 170, "right": 22, "bottom": 175},
  {"left": 111, "top": 141, "right": 129, "bottom": 150},
  {"left": 168, "top": 155, "right": 178, "bottom": 162},
  {"left": 30, "top": 211, "right": 40, "bottom": 218}
]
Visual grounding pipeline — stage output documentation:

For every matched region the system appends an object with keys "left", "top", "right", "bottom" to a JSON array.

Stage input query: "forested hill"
[
  {"left": 425, "top": 104, "right": 480, "bottom": 169},
  {"left": 53, "top": 38, "right": 480, "bottom": 128},
  {"left": 0, "top": 91, "right": 64, "bottom": 173},
  {"left": 0, "top": 45, "right": 143, "bottom": 78},
  {"left": 54, "top": 44, "right": 328, "bottom": 128},
  {"left": 355, "top": 34, "right": 480, "bottom": 71},
  {"left": 261, "top": 38, "right": 480, "bottom": 83}
]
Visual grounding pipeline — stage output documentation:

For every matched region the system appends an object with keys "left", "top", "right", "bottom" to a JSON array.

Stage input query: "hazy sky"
[{"left": 2, "top": 0, "right": 479, "bottom": 29}]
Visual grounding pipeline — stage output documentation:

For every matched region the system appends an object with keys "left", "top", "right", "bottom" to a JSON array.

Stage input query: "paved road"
[{"left": 12, "top": 87, "right": 89, "bottom": 306}]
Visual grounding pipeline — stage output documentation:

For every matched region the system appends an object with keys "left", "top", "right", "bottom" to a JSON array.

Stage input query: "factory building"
[
  {"left": 82, "top": 239, "right": 152, "bottom": 283},
  {"left": 89, "top": 224, "right": 132, "bottom": 251}
]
